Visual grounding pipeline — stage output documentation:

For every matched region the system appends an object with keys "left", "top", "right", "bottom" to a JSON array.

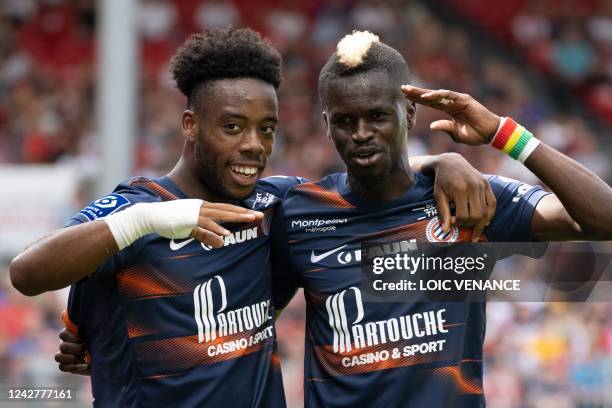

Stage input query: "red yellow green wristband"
[{"left": 491, "top": 117, "right": 540, "bottom": 163}]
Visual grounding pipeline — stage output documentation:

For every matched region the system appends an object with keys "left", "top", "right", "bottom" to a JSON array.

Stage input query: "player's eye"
[
  {"left": 261, "top": 124, "right": 276, "bottom": 136},
  {"left": 333, "top": 115, "right": 353, "bottom": 128},
  {"left": 223, "top": 123, "right": 242, "bottom": 134},
  {"left": 370, "top": 111, "right": 388, "bottom": 121}
]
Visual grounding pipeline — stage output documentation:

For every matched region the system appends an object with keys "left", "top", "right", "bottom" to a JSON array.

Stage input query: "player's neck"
[{"left": 348, "top": 166, "right": 416, "bottom": 202}]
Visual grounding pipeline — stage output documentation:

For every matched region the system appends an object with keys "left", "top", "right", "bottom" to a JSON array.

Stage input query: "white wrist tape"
[{"left": 104, "top": 199, "right": 203, "bottom": 250}]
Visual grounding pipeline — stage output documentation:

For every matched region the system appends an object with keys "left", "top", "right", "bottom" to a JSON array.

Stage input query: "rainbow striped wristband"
[{"left": 491, "top": 117, "right": 540, "bottom": 163}]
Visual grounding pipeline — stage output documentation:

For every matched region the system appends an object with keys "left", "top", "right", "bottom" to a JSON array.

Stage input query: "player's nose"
[
  {"left": 239, "top": 128, "right": 265, "bottom": 156},
  {"left": 352, "top": 118, "right": 374, "bottom": 143}
]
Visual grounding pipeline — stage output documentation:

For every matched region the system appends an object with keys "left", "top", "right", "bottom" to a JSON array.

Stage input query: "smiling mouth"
[
  {"left": 228, "top": 164, "right": 260, "bottom": 186},
  {"left": 230, "top": 165, "right": 258, "bottom": 176}
]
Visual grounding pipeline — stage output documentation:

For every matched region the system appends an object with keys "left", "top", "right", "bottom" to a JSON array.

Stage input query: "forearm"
[
  {"left": 10, "top": 199, "right": 256, "bottom": 295},
  {"left": 400, "top": 86, "right": 612, "bottom": 240},
  {"left": 525, "top": 142, "right": 612, "bottom": 239},
  {"left": 9, "top": 221, "right": 118, "bottom": 296}
]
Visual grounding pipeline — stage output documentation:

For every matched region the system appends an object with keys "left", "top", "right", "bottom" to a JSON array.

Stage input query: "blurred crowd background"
[{"left": 0, "top": 0, "right": 610, "bottom": 406}]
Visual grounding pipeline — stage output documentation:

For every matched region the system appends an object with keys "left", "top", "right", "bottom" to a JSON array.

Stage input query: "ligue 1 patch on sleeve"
[{"left": 78, "top": 194, "right": 131, "bottom": 221}]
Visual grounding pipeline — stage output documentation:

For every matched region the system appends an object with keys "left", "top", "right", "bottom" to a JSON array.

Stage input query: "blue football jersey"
[
  {"left": 65, "top": 175, "right": 303, "bottom": 407},
  {"left": 271, "top": 172, "right": 549, "bottom": 408}
]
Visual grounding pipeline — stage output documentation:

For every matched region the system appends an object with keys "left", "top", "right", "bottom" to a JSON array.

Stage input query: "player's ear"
[
  {"left": 182, "top": 110, "right": 197, "bottom": 142},
  {"left": 322, "top": 111, "right": 331, "bottom": 139},
  {"left": 407, "top": 102, "right": 416, "bottom": 130}
]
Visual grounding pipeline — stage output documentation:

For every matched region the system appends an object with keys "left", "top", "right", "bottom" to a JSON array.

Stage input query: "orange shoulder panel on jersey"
[
  {"left": 294, "top": 182, "right": 356, "bottom": 209},
  {"left": 129, "top": 177, "right": 178, "bottom": 201}
]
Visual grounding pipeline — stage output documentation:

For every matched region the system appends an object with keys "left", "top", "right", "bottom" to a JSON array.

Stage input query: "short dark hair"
[
  {"left": 318, "top": 38, "right": 411, "bottom": 105},
  {"left": 170, "top": 28, "right": 282, "bottom": 106}
]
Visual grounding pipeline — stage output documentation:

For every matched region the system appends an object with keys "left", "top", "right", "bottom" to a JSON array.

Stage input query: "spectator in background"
[
  {"left": 511, "top": 0, "right": 552, "bottom": 47},
  {"left": 264, "top": 0, "right": 308, "bottom": 52},
  {"left": 138, "top": 0, "right": 177, "bottom": 41},
  {"left": 195, "top": 0, "right": 241, "bottom": 30},
  {"left": 350, "top": 0, "right": 397, "bottom": 37},
  {"left": 552, "top": 21, "right": 595, "bottom": 82},
  {"left": 587, "top": 0, "right": 612, "bottom": 46},
  {"left": 312, "top": 0, "right": 350, "bottom": 48}
]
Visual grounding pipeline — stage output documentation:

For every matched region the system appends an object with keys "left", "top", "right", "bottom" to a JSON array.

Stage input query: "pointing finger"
[
  {"left": 191, "top": 227, "right": 225, "bottom": 248},
  {"left": 196, "top": 218, "right": 230, "bottom": 237},
  {"left": 401, "top": 84, "right": 433, "bottom": 96},
  {"left": 433, "top": 189, "right": 451, "bottom": 233}
]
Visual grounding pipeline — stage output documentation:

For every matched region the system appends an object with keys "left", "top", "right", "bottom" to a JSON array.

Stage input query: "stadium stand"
[{"left": 0, "top": 1, "right": 610, "bottom": 406}]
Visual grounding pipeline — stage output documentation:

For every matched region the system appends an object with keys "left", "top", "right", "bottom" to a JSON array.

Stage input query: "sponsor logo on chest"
[
  {"left": 193, "top": 275, "right": 273, "bottom": 343},
  {"left": 169, "top": 226, "right": 258, "bottom": 251},
  {"left": 309, "top": 240, "right": 418, "bottom": 266},
  {"left": 291, "top": 218, "right": 348, "bottom": 233},
  {"left": 325, "top": 287, "right": 449, "bottom": 368}
]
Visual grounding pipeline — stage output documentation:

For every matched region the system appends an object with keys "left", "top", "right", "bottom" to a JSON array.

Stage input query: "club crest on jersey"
[
  {"left": 78, "top": 194, "right": 130, "bottom": 221},
  {"left": 426, "top": 218, "right": 458, "bottom": 242}
]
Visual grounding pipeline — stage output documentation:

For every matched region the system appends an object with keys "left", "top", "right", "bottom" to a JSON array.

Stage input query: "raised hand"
[
  {"left": 401, "top": 85, "right": 501, "bottom": 146},
  {"left": 191, "top": 202, "right": 264, "bottom": 248}
]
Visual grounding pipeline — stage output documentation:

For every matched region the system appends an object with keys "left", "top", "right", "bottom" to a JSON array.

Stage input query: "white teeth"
[{"left": 231, "top": 165, "right": 258, "bottom": 176}]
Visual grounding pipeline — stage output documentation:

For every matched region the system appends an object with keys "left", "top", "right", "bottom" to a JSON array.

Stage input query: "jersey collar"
[{"left": 337, "top": 171, "right": 433, "bottom": 210}]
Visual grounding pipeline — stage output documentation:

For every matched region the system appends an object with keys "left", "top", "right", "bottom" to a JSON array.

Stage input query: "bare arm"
[
  {"left": 10, "top": 222, "right": 118, "bottom": 296},
  {"left": 525, "top": 143, "right": 612, "bottom": 240},
  {"left": 402, "top": 85, "right": 612, "bottom": 241},
  {"left": 10, "top": 201, "right": 263, "bottom": 296}
]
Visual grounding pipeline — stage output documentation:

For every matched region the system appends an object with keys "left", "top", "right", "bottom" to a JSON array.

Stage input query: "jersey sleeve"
[
  {"left": 65, "top": 188, "right": 142, "bottom": 227},
  {"left": 64, "top": 181, "right": 159, "bottom": 280},
  {"left": 63, "top": 282, "right": 85, "bottom": 337},
  {"left": 483, "top": 175, "right": 551, "bottom": 242},
  {"left": 270, "top": 204, "right": 301, "bottom": 309},
  {"left": 257, "top": 175, "right": 308, "bottom": 198}
]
